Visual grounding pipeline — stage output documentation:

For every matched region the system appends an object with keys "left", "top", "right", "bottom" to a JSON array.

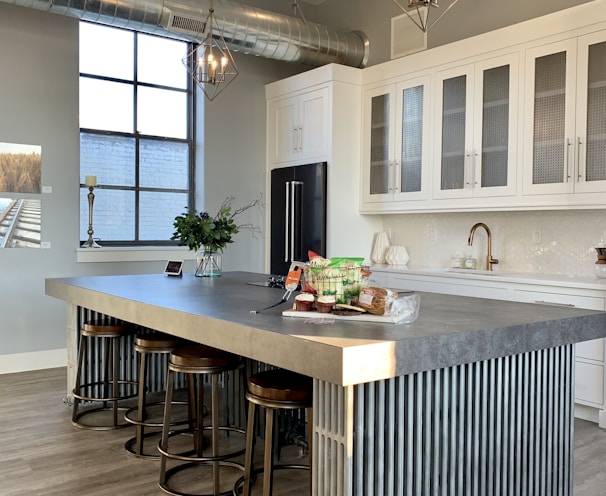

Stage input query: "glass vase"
[{"left": 195, "top": 246, "right": 222, "bottom": 277}]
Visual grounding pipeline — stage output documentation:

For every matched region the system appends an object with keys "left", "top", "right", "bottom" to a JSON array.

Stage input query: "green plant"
[{"left": 171, "top": 196, "right": 263, "bottom": 253}]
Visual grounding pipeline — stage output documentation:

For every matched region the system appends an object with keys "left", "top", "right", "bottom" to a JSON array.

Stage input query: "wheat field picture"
[{"left": 0, "top": 142, "right": 41, "bottom": 194}]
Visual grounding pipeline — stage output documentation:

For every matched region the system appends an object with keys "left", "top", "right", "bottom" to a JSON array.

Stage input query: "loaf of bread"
[{"left": 357, "top": 287, "right": 399, "bottom": 315}]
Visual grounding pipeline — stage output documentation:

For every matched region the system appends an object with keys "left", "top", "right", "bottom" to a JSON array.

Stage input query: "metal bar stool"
[
  {"left": 72, "top": 321, "right": 138, "bottom": 430},
  {"left": 124, "top": 332, "right": 192, "bottom": 458},
  {"left": 235, "top": 369, "right": 313, "bottom": 496},
  {"left": 159, "top": 344, "right": 247, "bottom": 496}
]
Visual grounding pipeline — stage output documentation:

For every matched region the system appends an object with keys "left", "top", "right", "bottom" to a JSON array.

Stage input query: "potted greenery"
[{"left": 171, "top": 196, "right": 263, "bottom": 277}]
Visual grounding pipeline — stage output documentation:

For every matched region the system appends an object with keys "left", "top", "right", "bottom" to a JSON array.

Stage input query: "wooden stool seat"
[
  {"left": 237, "top": 369, "right": 313, "bottom": 496},
  {"left": 82, "top": 322, "right": 128, "bottom": 338},
  {"left": 72, "top": 320, "right": 137, "bottom": 430},
  {"left": 170, "top": 345, "right": 242, "bottom": 371},
  {"left": 248, "top": 370, "right": 313, "bottom": 404},
  {"left": 134, "top": 333, "right": 186, "bottom": 350},
  {"left": 158, "top": 345, "right": 246, "bottom": 496},
  {"left": 124, "top": 333, "right": 191, "bottom": 458}
]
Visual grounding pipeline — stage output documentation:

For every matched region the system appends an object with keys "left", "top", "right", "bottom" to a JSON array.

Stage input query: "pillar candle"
[{"left": 85, "top": 175, "right": 97, "bottom": 187}]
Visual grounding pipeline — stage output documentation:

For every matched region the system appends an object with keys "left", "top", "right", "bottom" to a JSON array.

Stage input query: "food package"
[
  {"left": 303, "top": 257, "right": 365, "bottom": 303},
  {"left": 358, "top": 287, "right": 420, "bottom": 322},
  {"left": 357, "top": 287, "right": 399, "bottom": 315}
]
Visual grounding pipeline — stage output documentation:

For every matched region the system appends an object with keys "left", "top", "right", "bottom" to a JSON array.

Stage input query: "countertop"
[{"left": 45, "top": 271, "right": 606, "bottom": 386}]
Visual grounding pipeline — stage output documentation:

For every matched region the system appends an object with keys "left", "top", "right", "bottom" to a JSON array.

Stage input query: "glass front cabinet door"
[
  {"left": 362, "top": 75, "right": 431, "bottom": 206},
  {"left": 523, "top": 31, "right": 606, "bottom": 196},
  {"left": 434, "top": 54, "right": 518, "bottom": 200}
]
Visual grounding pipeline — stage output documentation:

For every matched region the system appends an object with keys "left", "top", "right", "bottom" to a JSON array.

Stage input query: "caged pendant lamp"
[
  {"left": 392, "top": 0, "right": 461, "bottom": 33},
  {"left": 183, "top": 0, "right": 239, "bottom": 101}
]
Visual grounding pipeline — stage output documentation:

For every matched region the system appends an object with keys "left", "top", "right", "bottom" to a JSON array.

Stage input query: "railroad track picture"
[{"left": 0, "top": 198, "right": 41, "bottom": 248}]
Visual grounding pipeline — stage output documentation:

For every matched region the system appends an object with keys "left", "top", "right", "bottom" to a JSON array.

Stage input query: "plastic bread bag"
[
  {"left": 390, "top": 292, "right": 421, "bottom": 324},
  {"left": 357, "top": 287, "right": 421, "bottom": 323},
  {"left": 357, "top": 286, "right": 399, "bottom": 315}
]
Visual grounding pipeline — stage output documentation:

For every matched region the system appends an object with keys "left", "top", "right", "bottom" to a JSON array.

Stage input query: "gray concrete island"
[{"left": 46, "top": 272, "right": 606, "bottom": 496}]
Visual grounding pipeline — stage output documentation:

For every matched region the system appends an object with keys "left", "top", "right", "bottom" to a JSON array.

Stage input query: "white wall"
[
  {"left": 0, "top": 3, "right": 304, "bottom": 373},
  {"left": 198, "top": 53, "right": 303, "bottom": 272},
  {"left": 315, "top": 0, "right": 594, "bottom": 66}
]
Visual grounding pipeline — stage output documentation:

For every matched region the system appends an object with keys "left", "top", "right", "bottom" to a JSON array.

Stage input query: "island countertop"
[{"left": 45, "top": 271, "right": 606, "bottom": 386}]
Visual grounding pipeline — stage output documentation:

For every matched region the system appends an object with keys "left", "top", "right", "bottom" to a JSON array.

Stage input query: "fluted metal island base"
[
  {"left": 46, "top": 272, "right": 605, "bottom": 496},
  {"left": 315, "top": 345, "right": 574, "bottom": 495}
]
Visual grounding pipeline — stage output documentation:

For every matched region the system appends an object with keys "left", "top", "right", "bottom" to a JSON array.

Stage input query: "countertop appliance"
[{"left": 270, "top": 162, "right": 327, "bottom": 276}]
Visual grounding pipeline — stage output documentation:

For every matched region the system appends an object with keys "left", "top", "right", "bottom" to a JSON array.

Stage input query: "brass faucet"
[{"left": 468, "top": 222, "right": 499, "bottom": 271}]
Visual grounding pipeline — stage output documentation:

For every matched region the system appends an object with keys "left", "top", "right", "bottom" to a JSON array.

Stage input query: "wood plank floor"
[{"left": 1, "top": 367, "right": 605, "bottom": 495}]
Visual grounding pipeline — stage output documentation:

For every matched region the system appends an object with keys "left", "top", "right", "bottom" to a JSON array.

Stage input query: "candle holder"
[{"left": 82, "top": 185, "right": 101, "bottom": 248}]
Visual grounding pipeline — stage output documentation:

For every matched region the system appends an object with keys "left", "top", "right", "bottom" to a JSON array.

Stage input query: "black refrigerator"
[{"left": 270, "top": 162, "right": 327, "bottom": 276}]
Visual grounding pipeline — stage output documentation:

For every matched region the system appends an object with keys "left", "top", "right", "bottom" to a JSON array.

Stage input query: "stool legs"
[
  {"left": 131, "top": 348, "right": 149, "bottom": 455},
  {"left": 242, "top": 402, "right": 257, "bottom": 496},
  {"left": 72, "top": 331, "right": 137, "bottom": 430},
  {"left": 263, "top": 407, "right": 275, "bottom": 496},
  {"left": 159, "top": 365, "right": 246, "bottom": 496},
  {"left": 71, "top": 331, "right": 87, "bottom": 426},
  {"left": 237, "top": 368, "right": 313, "bottom": 496},
  {"left": 111, "top": 337, "right": 120, "bottom": 426},
  {"left": 159, "top": 368, "right": 176, "bottom": 486}
]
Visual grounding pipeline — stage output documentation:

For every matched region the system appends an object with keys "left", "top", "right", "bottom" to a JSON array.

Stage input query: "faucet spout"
[{"left": 467, "top": 222, "right": 499, "bottom": 271}]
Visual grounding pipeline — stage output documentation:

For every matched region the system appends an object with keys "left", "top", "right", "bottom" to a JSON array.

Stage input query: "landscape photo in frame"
[
  {"left": 0, "top": 142, "right": 42, "bottom": 248},
  {"left": 0, "top": 142, "right": 41, "bottom": 194}
]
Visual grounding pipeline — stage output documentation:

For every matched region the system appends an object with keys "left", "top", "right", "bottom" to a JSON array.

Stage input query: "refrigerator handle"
[
  {"left": 291, "top": 181, "right": 303, "bottom": 262},
  {"left": 284, "top": 181, "right": 290, "bottom": 262},
  {"left": 290, "top": 181, "right": 297, "bottom": 262}
]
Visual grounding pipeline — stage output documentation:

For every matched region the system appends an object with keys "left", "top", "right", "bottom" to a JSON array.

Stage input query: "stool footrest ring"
[
  {"left": 72, "top": 380, "right": 139, "bottom": 403},
  {"left": 124, "top": 400, "right": 189, "bottom": 428},
  {"left": 158, "top": 426, "right": 246, "bottom": 462},
  {"left": 72, "top": 405, "right": 132, "bottom": 430},
  {"left": 160, "top": 460, "right": 245, "bottom": 496}
]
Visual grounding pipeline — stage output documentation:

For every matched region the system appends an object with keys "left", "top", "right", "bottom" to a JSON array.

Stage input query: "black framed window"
[{"left": 79, "top": 21, "right": 195, "bottom": 246}]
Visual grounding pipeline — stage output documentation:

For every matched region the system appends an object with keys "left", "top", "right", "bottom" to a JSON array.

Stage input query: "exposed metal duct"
[{"left": 2, "top": 0, "right": 369, "bottom": 68}]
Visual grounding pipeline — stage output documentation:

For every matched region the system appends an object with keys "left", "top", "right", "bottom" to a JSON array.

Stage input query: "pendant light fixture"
[
  {"left": 183, "top": 0, "right": 239, "bottom": 101},
  {"left": 392, "top": 0, "right": 460, "bottom": 33}
]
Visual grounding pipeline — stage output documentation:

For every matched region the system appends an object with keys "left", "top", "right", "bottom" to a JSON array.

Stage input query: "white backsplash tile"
[{"left": 382, "top": 210, "right": 606, "bottom": 277}]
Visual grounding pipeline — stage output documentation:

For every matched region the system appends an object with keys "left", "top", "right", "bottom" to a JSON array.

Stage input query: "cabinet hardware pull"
[
  {"left": 284, "top": 182, "right": 290, "bottom": 262},
  {"left": 565, "top": 138, "right": 572, "bottom": 181},
  {"left": 465, "top": 151, "right": 472, "bottom": 186},
  {"left": 533, "top": 300, "right": 575, "bottom": 307},
  {"left": 292, "top": 127, "right": 298, "bottom": 153},
  {"left": 577, "top": 137, "right": 584, "bottom": 181},
  {"left": 394, "top": 160, "right": 400, "bottom": 193},
  {"left": 298, "top": 126, "right": 303, "bottom": 151}
]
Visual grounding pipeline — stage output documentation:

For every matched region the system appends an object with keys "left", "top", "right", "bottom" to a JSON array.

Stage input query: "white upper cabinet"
[
  {"left": 361, "top": 75, "right": 431, "bottom": 206},
  {"left": 434, "top": 54, "right": 518, "bottom": 200},
  {"left": 267, "top": 87, "right": 329, "bottom": 166},
  {"left": 523, "top": 31, "right": 606, "bottom": 196}
]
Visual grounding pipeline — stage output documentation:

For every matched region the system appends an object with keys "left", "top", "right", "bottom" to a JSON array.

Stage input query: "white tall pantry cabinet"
[{"left": 265, "top": 64, "right": 381, "bottom": 267}]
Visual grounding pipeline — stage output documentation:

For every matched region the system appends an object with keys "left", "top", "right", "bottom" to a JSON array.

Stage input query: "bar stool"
[
  {"left": 72, "top": 321, "right": 138, "bottom": 430},
  {"left": 159, "top": 344, "right": 247, "bottom": 496},
  {"left": 124, "top": 332, "right": 191, "bottom": 458},
  {"left": 236, "top": 369, "right": 313, "bottom": 496}
]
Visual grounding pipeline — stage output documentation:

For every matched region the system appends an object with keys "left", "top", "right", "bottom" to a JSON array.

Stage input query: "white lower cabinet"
[
  {"left": 377, "top": 269, "right": 606, "bottom": 427},
  {"left": 513, "top": 288, "right": 606, "bottom": 422},
  {"left": 388, "top": 273, "right": 509, "bottom": 300}
]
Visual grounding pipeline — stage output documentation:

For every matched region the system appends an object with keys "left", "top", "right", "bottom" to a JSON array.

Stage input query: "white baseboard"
[{"left": 0, "top": 348, "right": 67, "bottom": 374}]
